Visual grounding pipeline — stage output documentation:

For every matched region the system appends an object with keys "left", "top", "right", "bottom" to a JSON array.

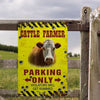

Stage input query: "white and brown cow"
[{"left": 28, "top": 39, "right": 61, "bottom": 66}]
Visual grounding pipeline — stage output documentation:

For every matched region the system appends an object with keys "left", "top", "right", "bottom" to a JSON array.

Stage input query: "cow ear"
[
  {"left": 36, "top": 42, "right": 43, "bottom": 48},
  {"left": 55, "top": 43, "right": 61, "bottom": 48}
]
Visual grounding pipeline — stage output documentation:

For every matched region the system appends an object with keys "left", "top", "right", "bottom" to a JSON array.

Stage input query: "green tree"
[
  {"left": 68, "top": 52, "right": 72, "bottom": 57},
  {"left": 74, "top": 53, "right": 78, "bottom": 57}
]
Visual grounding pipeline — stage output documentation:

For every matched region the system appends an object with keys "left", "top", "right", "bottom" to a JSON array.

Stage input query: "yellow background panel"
[{"left": 18, "top": 22, "right": 68, "bottom": 97}]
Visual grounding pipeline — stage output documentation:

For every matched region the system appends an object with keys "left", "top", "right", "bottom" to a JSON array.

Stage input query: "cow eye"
[
  {"left": 53, "top": 48, "right": 55, "bottom": 51},
  {"left": 43, "top": 47, "right": 45, "bottom": 50}
]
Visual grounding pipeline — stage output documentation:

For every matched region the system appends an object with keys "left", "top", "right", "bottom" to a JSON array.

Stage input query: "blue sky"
[{"left": 0, "top": 0, "right": 99, "bottom": 54}]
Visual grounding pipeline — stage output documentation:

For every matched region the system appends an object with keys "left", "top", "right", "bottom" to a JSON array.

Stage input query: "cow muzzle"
[{"left": 45, "top": 57, "right": 53, "bottom": 65}]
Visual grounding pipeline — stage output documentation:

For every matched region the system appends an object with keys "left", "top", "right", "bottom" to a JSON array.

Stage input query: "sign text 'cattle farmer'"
[
  {"left": 18, "top": 22, "right": 68, "bottom": 97},
  {"left": 20, "top": 30, "right": 65, "bottom": 37}
]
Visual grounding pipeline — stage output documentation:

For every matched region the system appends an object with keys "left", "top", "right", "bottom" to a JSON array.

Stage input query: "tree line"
[
  {"left": 68, "top": 52, "right": 80, "bottom": 57},
  {"left": 0, "top": 44, "right": 18, "bottom": 53},
  {"left": 0, "top": 44, "right": 80, "bottom": 56}
]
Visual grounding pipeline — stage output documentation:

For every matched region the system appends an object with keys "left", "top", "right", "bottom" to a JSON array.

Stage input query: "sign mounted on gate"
[{"left": 18, "top": 22, "right": 68, "bottom": 97}]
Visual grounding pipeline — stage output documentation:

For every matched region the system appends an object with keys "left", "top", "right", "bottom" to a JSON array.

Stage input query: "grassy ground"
[
  {"left": 0, "top": 69, "right": 17, "bottom": 89},
  {"left": 0, "top": 50, "right": 18, "bottom": 59},
  {"left": 6, "top": 97, "right": 79, "bottom": 100}
]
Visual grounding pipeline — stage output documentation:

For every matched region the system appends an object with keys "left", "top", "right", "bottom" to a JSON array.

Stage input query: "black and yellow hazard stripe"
[
  {"left": 31, "top": 91, "right": 38, "bottom": 97},
  {"left": 48, "top": 91, "right": 54, "bottom": 96},
  {"left": 26, "top": 91, "right": 32, "bottom": 96},
  {"left": 20, "top": 91, "right": 26, "bottom": 96},
  {"left": 18, "top": 21, "right": 66, "bottom": 29},
  {"left": 20, "top": 91, "right": 37, "bottom": 96},
  {"left": 37, "top": 22, "right": 43, "bottom": 27},
  {"left": 31, "top": 22, "right": 38, "bottom": 27},
  {"left": 22, "top": 23, "right": 26, "bottom": 28},
  {"left": 20, "top": 90, "right": 68, "bottom": 97}
]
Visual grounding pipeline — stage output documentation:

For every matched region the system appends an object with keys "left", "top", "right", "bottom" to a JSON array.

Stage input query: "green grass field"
[
  {"left": 0, "top": 51, "right": 80, "bottom": 100},
  {"left": 0, "top": 50, "right": 18, "bottom": 59},
  {"left": 6, "top": 97, "right": 79, "bottom": 100}
]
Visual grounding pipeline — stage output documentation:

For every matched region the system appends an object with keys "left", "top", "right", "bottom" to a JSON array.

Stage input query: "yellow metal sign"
[{"left": 18, "top": 22, "right": 68, "bottom": 97}]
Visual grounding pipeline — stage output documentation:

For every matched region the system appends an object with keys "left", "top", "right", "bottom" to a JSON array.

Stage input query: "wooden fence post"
[
  {"left": 80, "top": 7, "right": 91, "bottom": 100},
  {"left": 0, "top": 96, "right": 5, "bottom": 100},
  {"left": 88, "top": 7, "right": 100, "bottom": 100}
]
